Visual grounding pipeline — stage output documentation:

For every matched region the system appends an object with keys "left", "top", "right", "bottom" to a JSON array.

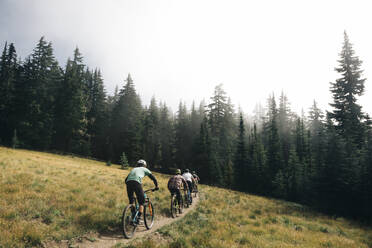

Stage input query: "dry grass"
[
  {"left": 1, "top": 147, "right": 372, "bottom": 248},
  {"left": 0, "top": 147, "right": 170, "bottom": 248},
  {"left": 130, "top": 186, "right": 372, "bottom": 248}
]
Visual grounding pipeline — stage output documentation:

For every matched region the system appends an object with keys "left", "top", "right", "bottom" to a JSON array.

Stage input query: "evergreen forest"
[{"left": 1, "top": 33, "right": 371, "bottom": 222}]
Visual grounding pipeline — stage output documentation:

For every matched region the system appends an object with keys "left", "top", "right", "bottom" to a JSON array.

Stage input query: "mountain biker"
[
  {"left": 192, "top": 170, "right": 200, "bottom": 192},
  {"left": 182, "top": 169, "right": 194, "bottom": 204},
  {"left": 125, "top": 159, "right": 159, "bottom": 224},
  {"left": 192, "top": 171, "right": 200, "bottom": 183},
  {"left": 167, "top": 169, "right": 189, "bottom": 213}
]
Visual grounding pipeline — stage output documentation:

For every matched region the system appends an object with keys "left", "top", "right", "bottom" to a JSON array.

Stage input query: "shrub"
[
  {"left": 120, "top": 152, "right": 129, "bottom": 169},
  {"left": 12, "top": 129, "right": 19, "bottom": 149}
]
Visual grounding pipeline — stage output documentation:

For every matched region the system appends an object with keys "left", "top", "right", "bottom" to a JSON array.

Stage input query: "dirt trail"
[{"left": 47, "top": 194, "right": 200, "bottom": 248}]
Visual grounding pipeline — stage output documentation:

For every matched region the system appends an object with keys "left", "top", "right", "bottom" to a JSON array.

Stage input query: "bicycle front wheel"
[
  {"left": 121, "top": 205, "right": 137, "bottom": 239},
  {"left": 144, "top": 201, "right": 155, "bottom": 229}
]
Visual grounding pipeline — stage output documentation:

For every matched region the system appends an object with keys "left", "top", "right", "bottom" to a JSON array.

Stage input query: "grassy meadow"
[
  {"left": 128, "top": 187, "right": 372, "bottom": 248},
  {"left": 0, "top": 147, "right": 170, "bottom": 247},
  {"left": 1, "top": 147, "right": 372, "bottom": 248}
]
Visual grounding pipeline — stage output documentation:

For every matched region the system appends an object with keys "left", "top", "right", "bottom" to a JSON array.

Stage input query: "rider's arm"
[
  {"left": 182, "top": 177, "right": 189, "bottom": 190},
  {"left": 144, "top": 168, "right": 158, "bottom": 189},
  {"left": 167, "top": 178, "right": 171, "bottom": 190},
  {"left": 148, "top": 173, "right": 158, "bottom": 188}
]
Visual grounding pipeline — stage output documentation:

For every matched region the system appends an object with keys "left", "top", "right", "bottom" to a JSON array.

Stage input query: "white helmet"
[{"left": 137, "top": 159, "right": 147, "bottom": 167}]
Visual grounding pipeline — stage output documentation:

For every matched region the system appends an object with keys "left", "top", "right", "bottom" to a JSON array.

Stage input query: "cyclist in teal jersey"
[{"left": 125, "top": 159, "right": 159, "bottom": 223}]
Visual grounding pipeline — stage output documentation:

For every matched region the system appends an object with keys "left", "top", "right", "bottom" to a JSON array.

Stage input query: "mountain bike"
[
  {"left": 170, "top": 190, "right": 183, "bottom": 218},
  {"left": 183, "top": 187, "right": 190, "bottom": 208},
  {"left": 184, "top": 187, "right": 192, "bottom": 207},
  {"left": 121, "top": 188, "right": 158, "bottom": 239},
  {"left": 192, "top": 182, "right": 198, "bottom": 198}
]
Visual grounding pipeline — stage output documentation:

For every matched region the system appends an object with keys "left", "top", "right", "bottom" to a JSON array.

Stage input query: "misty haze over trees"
[{"left": 0, "top": 33, "right": 371, "bottom": 222}]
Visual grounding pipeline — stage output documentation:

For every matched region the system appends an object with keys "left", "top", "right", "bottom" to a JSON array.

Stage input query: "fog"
[{"left": 1, "top": 0, "right": 372, "bottom": 115}]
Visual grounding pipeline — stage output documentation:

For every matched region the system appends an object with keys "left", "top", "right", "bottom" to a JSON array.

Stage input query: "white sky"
[{"left": 1, "top": 0, "right": 371, "bottom": 115}]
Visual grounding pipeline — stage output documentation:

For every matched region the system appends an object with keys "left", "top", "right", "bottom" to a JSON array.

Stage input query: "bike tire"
[
  {"left": 183, "top": 192, "right": 189, "bottom": 208},
  {"left": 121, "top": 205, "right": 137, "bottom": 239},
  {"left": 144, "top": 201, "right": 155, "bottom": 229},
  {"left": 171, "top": 195, "right": 178, "bottom": 218}
]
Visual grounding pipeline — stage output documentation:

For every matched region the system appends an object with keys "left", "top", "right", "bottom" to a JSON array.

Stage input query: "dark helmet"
[
  {"left": 137, "top": 159, "right": 147, "bottom": 167},
  {"left": 175, "top": 169, "right": 181, "bottom": 175}
]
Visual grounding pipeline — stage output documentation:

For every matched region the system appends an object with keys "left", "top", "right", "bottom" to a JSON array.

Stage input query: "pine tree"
[
  {"left": 207, "top": 84, "right": 228, "bottom": 139},
  {"left": 54, "top": 47, "right": 88, "bottom": 154},
  {"left": 234, "top": 113, "right": 248, "bottom": 190},
  {"left": 295, "top": 118, "right": 306, "bottom": 163},
  {"left": 319, "top": 115, "right": 347, "bottom": 214},
  {"left": 264, "top": 94, "right": 282, "bottom": 192},
  {"left": 0, "top": 42, "right": 18, "bottom": 146},
  {"left": 249, "top": 123, "right": 267, "bottom": 194},
  {"left": 111, "top": 74, "right": 143, "bottom": 164},
  {"left": 16, "top": 37, "right": 62, "bottom": 149},
  {"left": 143, "top": 97, "right": 161, "bottom": 167},
  {"left": 329, "top": 31, "right": 366, "bottom": 146},
  {"left": 158, "top": 102, "right": 174, "bottom": 170},
  {"left": 252, "top": 102, "right": 265, "bottom": 132},
  {"left": 120, "top": 152, "right": 129, "bottom": 169},
  {"left": 206, "top": 84, "right": 236, "bottom": 186},
  {"left": 193, "top": 117, "right": 211, "bottom": 182},
  {"left": 278, "top": 91, "right": 292, "bottom": 167},
  {"left": 307, "top": 100, "right": 326, "bottom": 204},
  {"left": 173, "top": 102, "right": 192, "bottom": 169},
  {"left": 11, "top": 129, "right": 19, "bottom": 149},
  {"left": 327, "top": 32, "right": 367, "bottom": 217},
  {"left": 87, "top": 69, "right": 108, "bottom": 159},
  {"left": 362, "top": 117, "right": 372, "bottom": 219}
]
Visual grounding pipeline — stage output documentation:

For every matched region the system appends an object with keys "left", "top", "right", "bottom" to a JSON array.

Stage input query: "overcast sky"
[{"left": 1, "top": 0, "right": 371, "bottom": 116}]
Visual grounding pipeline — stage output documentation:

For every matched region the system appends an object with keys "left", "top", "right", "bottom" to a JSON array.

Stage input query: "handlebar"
[{"left": 144, "top": 188, "right": 159, "bottom": 193}]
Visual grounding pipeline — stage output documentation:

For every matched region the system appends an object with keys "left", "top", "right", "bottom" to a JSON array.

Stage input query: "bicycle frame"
[
  {"left": 122, "top": 188, "right": 157, "bottom": 239},
  {"left": 131, "top": 189, "right": 151, "bottom": 223}
]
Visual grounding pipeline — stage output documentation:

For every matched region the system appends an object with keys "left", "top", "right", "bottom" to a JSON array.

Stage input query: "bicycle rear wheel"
[
  {"left": 144, "top": 201, "right": 155, "bottom": 229},
  {"left": 121, "top": 205, "right": 137, "bottom": 239},
  {"left": 171, "top": 195, "right": 178, "bottom": 218},
  {"left": 183, "top": 191, "right": 189, "bottom": 208}
]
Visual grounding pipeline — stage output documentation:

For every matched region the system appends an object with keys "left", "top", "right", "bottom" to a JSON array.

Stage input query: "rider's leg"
[
  {"left": 133, "top": 181, "right": 145, "bottom": 222},
  {"left": 126, "top": 181, "right": 135, "bottom": 205},
  {"left": 187, "top": 181, "right": 193, "bottom": 203},
  {"left": 176, "top": 189, "right": 182, "bottom": 206}
]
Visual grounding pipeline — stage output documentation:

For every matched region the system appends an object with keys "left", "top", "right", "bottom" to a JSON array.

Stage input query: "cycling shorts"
[{"left": 126, "top": 180, "right": 145, "bottom": 205}]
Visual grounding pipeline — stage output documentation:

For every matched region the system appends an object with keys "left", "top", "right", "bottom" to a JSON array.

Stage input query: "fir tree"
[
  {"left": 0, "top": 42, "right": 18, "bottom": 146},
  {"left": 249, "top": 123, "right": 267, "bottom": 194},
  {"left": 120, "top": 152, "right": 129, "bottom": 169},
  {"left": 158, "top": 102, "right": 174, "bottom": 170},
  {"left": 17, "top": 37, "right": 62, "bottom": 149},
  {"left": 173, "top": 102, "right": 192, "bottom": 169},
  {"left": 264, "top": 94, "right": 282, "bottom": 192},
  {"left": 87, "top": 69, "right": 108, "bottom": 159},
  {"left": 111, "top": 74, "right": 143, "bottom": 164},
  {"left": 54, "top": 47, "right": 88, "bottom": 154},
  {"left": 329, "top": 31, "right": 366, "bottom": 146},
  {"left": 193, "top": 117, "right": 211, "bottom": 182},
  {"left": 143, "top": 97, "right": 161, "bottom": 167},
  {"left": 234, "top": 113, "right": 248, "bottom": 190}
]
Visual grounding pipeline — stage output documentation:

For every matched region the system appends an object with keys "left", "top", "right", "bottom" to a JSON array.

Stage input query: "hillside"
[{"left": 0, "top": 147, "right": 371, "bottom": 248}]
